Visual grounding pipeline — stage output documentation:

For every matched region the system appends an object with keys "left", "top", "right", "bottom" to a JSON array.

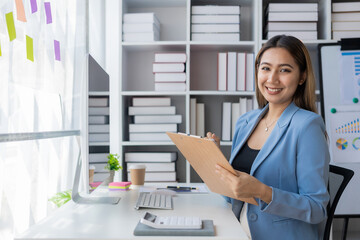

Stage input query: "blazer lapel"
[
  {"left": 250, "top": 102, "right": 300, "bottom": 176},
  {"left": 229, "top": 106, "right": 269, "bottom": 164}
]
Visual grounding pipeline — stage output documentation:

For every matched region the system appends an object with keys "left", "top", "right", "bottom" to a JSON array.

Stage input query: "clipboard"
[{"left": 167, "top": 132, "right": 258, "bottom": 205}]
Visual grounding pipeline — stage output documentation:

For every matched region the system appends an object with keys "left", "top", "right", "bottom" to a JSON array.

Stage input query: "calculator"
[{"left": 140, "top": 212, "right": 202, "bottom": 229}]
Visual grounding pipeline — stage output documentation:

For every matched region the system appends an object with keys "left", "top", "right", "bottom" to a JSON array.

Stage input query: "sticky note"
[
  {"left": 26, "top": 35, "right": 34, "bottom": 62},
  {"left": 30, "top": 0, "right": 37, "bottom": 13},
  {"left": 44, "top": 2, "right": 52, "bottom": 24},
  {"left": 15, "top": 0, "right": 27, "bottom": 22},
  {"left": 5, "top": 12, "right": 16, "bottom": 41},
  {"left": 0, "top": 42, "right": 2, "bottom": 57},
  {"left": 54, "top": 40, "right": 60, "bottom": 61}
]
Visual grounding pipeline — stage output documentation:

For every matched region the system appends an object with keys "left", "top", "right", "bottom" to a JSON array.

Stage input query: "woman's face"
[{"left": 257, "top": 47, "right": 304, "bottom": 108}]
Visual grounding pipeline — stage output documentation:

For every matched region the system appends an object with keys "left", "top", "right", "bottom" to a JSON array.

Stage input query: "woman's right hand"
[{"left": 206, "top": 132, "right": 220, "bottom": 148}]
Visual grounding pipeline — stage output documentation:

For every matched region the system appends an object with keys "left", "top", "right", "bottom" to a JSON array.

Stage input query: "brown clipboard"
[{"left": 167, "top": 132, "right": 258, "bottom": 205}]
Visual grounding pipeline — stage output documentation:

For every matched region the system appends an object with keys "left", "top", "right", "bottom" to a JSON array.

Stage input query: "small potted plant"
[{"left": 105, "top": 153, "right": 122, "bottom": 182}]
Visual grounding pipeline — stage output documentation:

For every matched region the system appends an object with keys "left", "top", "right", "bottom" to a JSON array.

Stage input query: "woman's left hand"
[{"left": 215, "top": 164, "right": 272, "bottom": 203}]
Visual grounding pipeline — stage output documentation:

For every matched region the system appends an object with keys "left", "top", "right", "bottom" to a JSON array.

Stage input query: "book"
[
  {"left": 154, "top": 73, "right": 186, "bottom": 82},
  {"left": 123, "top": 32, "right": 159, "bottom": 42},
  {"left": 126, "top": 162, "right": 175, "bottom": 172},
  {"left": 237, "top": 52, "right": 246, "bottom": 91},
  {"left": 128, "top": 171, "right": 176, "bottom": 182},
  {"left": 239, "top": 97, "right": 247, "bottom": 116},
  {"left": 190, "top": 98, "right": 197, "bottom": 135},
  {"left": 129, "top": 123, "right": 177, "bottom": 133},
  {"left": 122, "top": 23, "right": 159, "bottom": 33},
  {"left": 89, "top": 133, "right": 110, "bottom": 142},
  {"left": 191, "top": 5, "right": 240, "bottom": 15},
  {"left": 246, "top": 98, "right": 253, "bottom": 112},
  {"left": 333, "top": 2, "right": 360, "bottom": 12},
  {"left": 89, "top": 116, "right": 109, "bottom": 124},
  {"left": 196, "top": 103, "right": 205, "bottom": 137},
  {"left": 227, "top": 52, "right": 237, "bottom": 91},
  {"left": 267, "top": 12, "right": 318, "bottom": 22},
  {"left": 191, "top": 24, "right": 240, "bottom": 33},
  {"left": 154, "top": 82, "right": 186, "bottom": 91},
  {"left": 266, "top": 31, "right": 318, "bottom": 40},
  {"left": 123, "top": 13, "right": 160, "bottom": 26},
  {"left": 89, "top": 124, "right": 109, "bottom": 133},
  {"left": 128, "top": 106, "right": 176, "bottom": 115},
  {"left": 129, "top": 132, "right": 170, "bottom": 141},
  {"left": 267, "top": 3, "right": 318, "bottom": 12},
  {"left": 192, "top": 33, "right": 239, "bottom": 41},
  {"left": 132, "top": 97, "right": 171, "bottom": 107},
  {"left": 125, "top": 152, "right": 177, "bottom": 162},
  {"left": 89, "top": 97, "right": 109, "bottom": 107},
  {"left": 153, "top": 63, "right": 185, "bottom": 73},
  {"left": 133, "top": 115, "right": 182, "bottom": 124},
  {"left": 222, "top": 102, "right": 232, "bottom": 141},
  {"left": 245, "top": 53, "right": 254, "bottom": 91},
  {"left": 88, "top": 107, "right": 109, "bottom": 115},
  {"left": 217, "top": 52, "right": 227, "bottom": 91},
  {"left": 89, "top": 153, "right": 108, "bottom": 163},
  {"left": 332, "top": 21, "right": 360, "bottom": 31},
  {"left": 333, "top": 30, "right": 360, "bottom": 40},
  {"left": 265, "top": 22, "right": 317, "bottom": 31},
  {"left": 231, "top": 103, "right": 240, "bottom": 140},
  {"left": 332, "top": 12, "right": 360, "bottom": 22},
  {"left": 191, "top": 15, "right": 240, "bottom": 24},
  {"left": 154, "top": 53, "right": 186, "bottom": 63}
]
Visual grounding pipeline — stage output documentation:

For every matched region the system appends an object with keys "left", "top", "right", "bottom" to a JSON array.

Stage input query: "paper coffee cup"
[
  {"left": 129, "top": 164, "right": 146, "bottom": 188},
  {"left": 89, "top": 165, "right": 95, "bottom": 184}
]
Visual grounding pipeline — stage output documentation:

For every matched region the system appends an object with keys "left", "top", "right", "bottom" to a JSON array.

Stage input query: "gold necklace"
[{"left": 264, "top": 117, "right": 277, "bottom": 132}]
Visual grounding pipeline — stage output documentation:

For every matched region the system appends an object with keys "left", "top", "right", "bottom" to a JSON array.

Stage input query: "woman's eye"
[
  {"left": 261, "top": 67, "right": 270, "bottom": 71},
  {"left": 280, "top": 68, "right": 291, "bottom": 73}
]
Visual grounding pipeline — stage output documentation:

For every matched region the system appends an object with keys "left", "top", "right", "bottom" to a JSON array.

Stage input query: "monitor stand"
[{"left": 72, "top": 141, "right": 120, "bottom": 204}]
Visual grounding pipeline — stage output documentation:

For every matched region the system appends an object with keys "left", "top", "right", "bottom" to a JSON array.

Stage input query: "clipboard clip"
[{"left": 340, "top": 38, "right": 360, "bottom": 51}]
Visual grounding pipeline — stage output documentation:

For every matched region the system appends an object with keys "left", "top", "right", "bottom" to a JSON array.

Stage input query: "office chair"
[{"left": 323, "top": 164, "right": 354, "bottom": 240}]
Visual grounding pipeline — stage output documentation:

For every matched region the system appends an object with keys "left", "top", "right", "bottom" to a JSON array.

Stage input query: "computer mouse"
[{"left": 151, "top": 189, "right": 177, "bottom": 196}]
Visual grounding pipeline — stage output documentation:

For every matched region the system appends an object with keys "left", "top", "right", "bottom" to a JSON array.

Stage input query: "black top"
[{"left": 231, "top": 143, "right": 260, "bottom": 174}]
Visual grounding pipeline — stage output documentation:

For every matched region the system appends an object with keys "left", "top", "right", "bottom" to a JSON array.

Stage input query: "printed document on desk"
[{"left": 167, "top": 132, "right": 258, "bottom": 205}]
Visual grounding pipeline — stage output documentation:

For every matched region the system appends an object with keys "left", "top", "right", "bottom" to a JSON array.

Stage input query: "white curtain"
[{"left": 0, "top": 0, "right": 87, "bottom": 239}]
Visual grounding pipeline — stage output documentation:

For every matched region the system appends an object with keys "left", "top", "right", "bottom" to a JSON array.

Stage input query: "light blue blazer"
[{"left": 228, "top": 102, "right": 330, "bottom": 240}]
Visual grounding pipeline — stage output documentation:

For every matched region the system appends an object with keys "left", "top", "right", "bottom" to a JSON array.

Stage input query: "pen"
[{"left": 166, "top": 186, "right": 198, "bottom": 190}]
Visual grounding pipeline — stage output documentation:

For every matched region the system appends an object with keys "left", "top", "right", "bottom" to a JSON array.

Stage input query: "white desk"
[{"left": 16, "top": 184, "right": 248, "bottom": 240}]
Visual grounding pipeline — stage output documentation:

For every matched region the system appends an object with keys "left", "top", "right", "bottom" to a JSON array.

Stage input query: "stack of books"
[
  {"left": 191, "top": 5, "right": 240, "bottom": 41},
  {"left": 218, "top": 52, "right": 254, "bottom": 92},
  {"left": 264, "top": 3, "right": 318, "bottom": 40},
  {"left": 222, "top": 98, "right": 254, "bottom": 141},
  {"left": 125, "top": 152, "right": 177, "bottom": 182},
  {"left": 128, "top": 97, "right": 182, "bottom": 141},
  {"left": 89, "top": 152, "right": 109, "bottom": 182},
  {"left": 190, "top": 98, "right": 205, "bottom": 137},
  {"left": 88, "top": 96, "right": 110, "bottom": 143},
  {"left": 332, "top": 2, "right": 360, "bottom": 40},
  {"left": 123, "top": 13, "right": 160, "bottom": 42},
  {"left": 153, "top": 52, "right": 187, "bottom": 91}
]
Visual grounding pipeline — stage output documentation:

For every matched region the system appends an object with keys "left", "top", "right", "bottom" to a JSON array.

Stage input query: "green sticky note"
[
  {"left": 26, "top": 35, "right": 34, "bottom": 62},
  {"left": 5, "top": 12, "right": 16, "bottom": 41},
  {"left": 0, "top": 42, "right": 2, "bottom": 57}
]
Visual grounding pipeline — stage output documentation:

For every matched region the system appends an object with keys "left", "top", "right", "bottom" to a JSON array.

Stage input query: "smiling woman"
[{"left": 208, "top": 35, "right": 330, "bottom": 240}]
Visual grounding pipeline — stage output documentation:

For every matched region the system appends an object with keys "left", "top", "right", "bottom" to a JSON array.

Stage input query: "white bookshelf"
[{"left": 101, "top": 0, "right": 348, "bottom": 183}]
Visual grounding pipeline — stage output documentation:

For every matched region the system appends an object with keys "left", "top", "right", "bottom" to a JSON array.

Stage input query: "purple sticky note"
[
  {"left": 54, "top": 40, "right": 60, "bottom": 61},
  {"left": 30, "top": 0, "right": 37, "bottom": 13},
  {"left": 44, "top": 2, "right": 52, "bottom": 24}
]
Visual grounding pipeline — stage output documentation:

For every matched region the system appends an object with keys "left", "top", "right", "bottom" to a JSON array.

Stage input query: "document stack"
[
  {"left": 217, "top": 52, "right": 254, "bottom": 92},
  {"left": 153, "top": 53, "right": 186, "bottom": 91},
  {"left": 123, "top": 13, "right": 160, "bottom": 42},
  {"left": 332, "top": 2, "right": 360, "bottom": 40},
  {"left": 88, "top": 96, "right": 110, "bottom": 143},
  {"left": 125, "top": 152, "right": 177, "bottom": 182},
  {"left": 222, "top": 98, "right": 253, "bottom": 141},
  {"left": 264, "top": 3, "right": 318, "bottom": 40},
  {"left": 191, "top": 5, "right": 240, "bottom": 41},
  {"left": 190, "top": 98, "right": 205, "bottom": 137},
  {"left": 128, "top": 97, "right": 182, "bottom": 141}
]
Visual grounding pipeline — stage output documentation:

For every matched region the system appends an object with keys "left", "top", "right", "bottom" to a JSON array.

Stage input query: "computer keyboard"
[{"left": 135, "top": 192, "right": 173, "bottom": 210}]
